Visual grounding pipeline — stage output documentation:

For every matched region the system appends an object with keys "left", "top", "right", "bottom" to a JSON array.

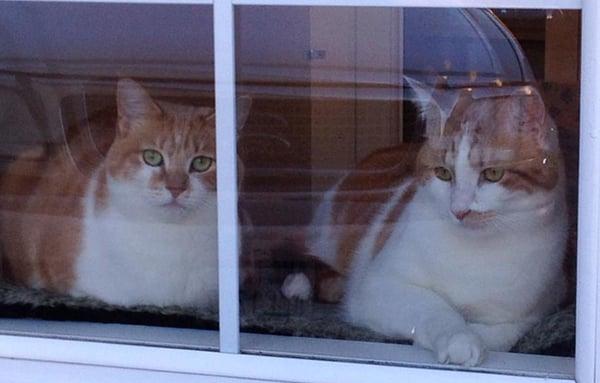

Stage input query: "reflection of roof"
[
  {"left": 0, "top": 3, "right": 534, "bottom": 93},
  {"left": 0, "top": 2, "right": 214, "bottom": 80},
  {"left": 404, "top": 8, "right": 534, "bottom": 87}
]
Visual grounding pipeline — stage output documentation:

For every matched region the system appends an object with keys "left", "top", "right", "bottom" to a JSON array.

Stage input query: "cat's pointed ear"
[
  {"left": 447, "top": 88, "right": 475, "bottom": 123},
  {"left": 509, "top": 86, "right": 556, "bottom": 148},
  {"left": 236, "top": 95, "right": 252, "bottom": 130},
  {"left": 404, "top": 76, "right": 458, "bottom": 138},
  {"left": 513, "top": 86, "right": 546, "bottom": 126},
  {"left": 404, "top": 76, "right": 436, "bottom": 114},
  {"left": 116, "top": 79, "right": 161, "bottom": 131},
  {"left": 196, "top": 107, "right": 216, "bottom": 122},
  {"left": 197, "top": 96, "right": 251, "bottom": 130}
]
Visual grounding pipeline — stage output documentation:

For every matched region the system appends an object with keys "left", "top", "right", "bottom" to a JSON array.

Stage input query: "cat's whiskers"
[
  {"left": 487, "top": 216, "right": 515, "bottom": 232},
  {"left": 489, "top": 210, "right": 536, "bottom": 232}
]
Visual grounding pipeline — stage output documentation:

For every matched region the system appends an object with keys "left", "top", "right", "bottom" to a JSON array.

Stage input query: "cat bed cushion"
[{"left": 0, "top": 275, "right": 575, "bottom": 357}]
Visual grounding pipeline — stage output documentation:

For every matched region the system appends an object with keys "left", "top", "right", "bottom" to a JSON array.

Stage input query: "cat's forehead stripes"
[
  {"left": 152, "top": 125, "right": 213, "bottom": 159},
  {"left": 153, "top": 108, "right": 215, "bottom": 157},
  {"left": 418, "top": 94, "right": 561, "bottom": 194},
  {"left": 442, "top": 133, "right": 463, "bottom": 167}
]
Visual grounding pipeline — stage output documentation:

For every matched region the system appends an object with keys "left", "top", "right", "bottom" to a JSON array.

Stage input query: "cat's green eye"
[
  {"left": 142, "top": 149, "right": 163, "bottom": 167},
  {"left": 482, "top": 167, "right": 505, "bottom": 182},
  {"left": 190, "top": 156, "right": 213, "bottom": 173},
  {"left": 433, "top": 167, "right": 453, "bottom": 182}
]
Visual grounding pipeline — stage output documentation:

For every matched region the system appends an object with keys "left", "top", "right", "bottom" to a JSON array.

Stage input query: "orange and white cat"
[
  {"left": 284, "top": 80, "right": 567, "bottom": 366},
  {"left": 0, "top": 79, "right": 250, "bottom": 308}
]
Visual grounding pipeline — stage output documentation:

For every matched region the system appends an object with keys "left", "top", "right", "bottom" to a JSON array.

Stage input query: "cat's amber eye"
[
  {"left": 142, "top": 149, "right": 163, "bottom": 167},
  {"left": 433, "top": 167, "right": 453, "bottom": 182},
  {"left": 190, "top": 156, "right": 213, "bottom": 173},
  {"left": 482, "top": 167, "right": 505, "bottom": 182}
]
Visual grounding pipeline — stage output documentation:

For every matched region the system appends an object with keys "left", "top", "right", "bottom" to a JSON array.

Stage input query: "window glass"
[
  {"left": 0, "top": 2, "right": 219, "bottom": 336},
  {"left": 237, "top": 6, "right": 579, "bottom": 370}
]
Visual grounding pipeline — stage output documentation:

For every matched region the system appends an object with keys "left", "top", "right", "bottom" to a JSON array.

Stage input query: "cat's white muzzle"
[{"left": 451, "top": 209, "right": 495, "bottom": 229}]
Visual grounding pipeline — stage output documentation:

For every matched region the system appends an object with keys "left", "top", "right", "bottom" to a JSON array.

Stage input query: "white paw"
[
  {"left": 281, "top": 273, "right": 312, "bottom": 301},
  {"left": 435, "top": 330, "right": 485, "bottom": 367}
]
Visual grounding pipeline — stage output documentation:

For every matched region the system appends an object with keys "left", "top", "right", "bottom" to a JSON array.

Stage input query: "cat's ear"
[
  {"left": 404, "top": 76, "right": 459, "bottom": 138},
  {"left": 513, "top": 86, "right": 546, "bottom": 126},
  {"left": 447, "top": 89, "right": 475, "bottom": 124},
  {"left": 116, "top": 79, "right": 162, "bottom": 133},
  {"left": 508, "top": 86, "right": 555, "bottom": 146},
  {"left": 196, "top": 107, "right": 216, "bottom": 123},
  {"left": 236, "top": 95, "right": 252, "bottom": 131},
  {"left": 195, "top": 96, "right": 251, "bottom": 130}
]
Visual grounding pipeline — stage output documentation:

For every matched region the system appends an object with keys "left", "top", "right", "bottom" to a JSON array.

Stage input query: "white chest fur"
[
  {"left": 347, "top": 186, "right": 566, "bottom": 317},
  {"left": 73, "top": 178, "right": 218, "bottom": 308},
  {"left": 341, "top": 184, "right": 567, "bottom": 361}
]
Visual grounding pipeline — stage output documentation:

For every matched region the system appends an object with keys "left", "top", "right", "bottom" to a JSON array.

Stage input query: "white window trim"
[
  {"left": 0, "top": 319, "right": 574, "bottom": 378},
  {"left": 0, "top": 0, "right": 597, "bottom": 382},
  {"left": 0, "top": 335, "right": 577, "bottom": 383},
  {"left": 576, "top": 1, "right": 600, "bottom": 383},
  {"left": 231, "top": 0, "right": 581, "bottom": 9},
  {"left": 214, "top": 0, "right": 241, "bottom": 354}
]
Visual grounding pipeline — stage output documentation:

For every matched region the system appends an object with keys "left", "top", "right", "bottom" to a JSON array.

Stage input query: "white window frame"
[{"left": 0, "top": 0, "right": 596, "bottom": 382}]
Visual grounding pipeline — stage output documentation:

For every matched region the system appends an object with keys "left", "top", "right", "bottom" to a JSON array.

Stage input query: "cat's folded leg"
[
  {"left": 468, "top": 319, "right": 537, "bottom": 352},
  {"left": 280, "top": 270, "right": 345, "bottom": 302},
  {"left": 281, "top": 272, "right": 313, "bottom": 300},
  {"left": 346, "top": 277, "right": 485, "bottom": 366}
]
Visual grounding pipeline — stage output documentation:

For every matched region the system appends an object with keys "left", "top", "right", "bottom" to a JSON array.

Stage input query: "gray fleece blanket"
[{"left": 0, "top": 271, "right": 575, "bottom": 356}]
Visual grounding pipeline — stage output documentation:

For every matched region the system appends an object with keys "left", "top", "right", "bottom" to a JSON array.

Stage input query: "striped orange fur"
[{"left": 0, "top": 79, "right": 251, "bottom": 308}]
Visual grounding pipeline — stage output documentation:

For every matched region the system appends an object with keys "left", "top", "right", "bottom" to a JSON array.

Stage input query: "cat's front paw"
[
  {"left": 434, "top": 330, "right": 485, "bottom": 367},
  {"left": 281, "top": 272, "right": 312, "bottom": 301}
]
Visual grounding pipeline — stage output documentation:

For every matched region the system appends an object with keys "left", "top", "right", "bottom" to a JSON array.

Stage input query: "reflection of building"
[
  {"left": 0, "top": 4, "right": 539, "bottom": 173},
  {"left": 0, "top": 4, "right": 534, "bottom": 95},
  {"left": 0, "top": 3, "right": 214, "bottom": 160},
  {"left": 236, "top": 8, "right": 546, "bottom": 232},
  {"left": 0, "top": 3, "right": 579, "bottom": 231},
  {"left": 404, "top": 9, "right": 534, "bottom": 88},
  {"left": 238, "top": 7, "right": 535, "bottom": 98}
]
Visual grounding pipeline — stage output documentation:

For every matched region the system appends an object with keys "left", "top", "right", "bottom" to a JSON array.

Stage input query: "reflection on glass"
[
  {"left": 0, "top": 2, "right": 220, "bottom": 329},
  {"left": 238, "top": 7, "right": 579, "bottom": 366}
]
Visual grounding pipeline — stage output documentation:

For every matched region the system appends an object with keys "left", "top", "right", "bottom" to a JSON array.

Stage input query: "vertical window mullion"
[
  {"left": 577, "top": 0, "right": 600, "bottom": 382},
  {"left": 214, "top": 0, "right": 240, "bottom": 354}
]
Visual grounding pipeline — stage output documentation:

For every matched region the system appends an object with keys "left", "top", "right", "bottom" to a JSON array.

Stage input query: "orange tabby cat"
[
  {"left": 0, "top": 79, "right": 250, "bottom": 308},
  {"left": 284, "top": 82, "right": 567, "bottom": 366}
]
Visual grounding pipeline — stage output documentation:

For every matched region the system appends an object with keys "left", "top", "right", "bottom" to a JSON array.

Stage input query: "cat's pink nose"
[
  {"left": 453, "top": 209, "right": 471, "bottom": 221},
  {"left": 167, "top": 185, "right": 186, "bottom": 198}
]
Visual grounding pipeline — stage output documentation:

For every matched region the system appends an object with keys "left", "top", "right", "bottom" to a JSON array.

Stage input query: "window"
[
  {"left": 0, "top": 1, "right": 596, "bottom": 382},
  {"left": 0, "top": 0, "right": 219, "bottom": 347},
  {"left": 237, "top": 4, "right": 579, "bottom": 375}
]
